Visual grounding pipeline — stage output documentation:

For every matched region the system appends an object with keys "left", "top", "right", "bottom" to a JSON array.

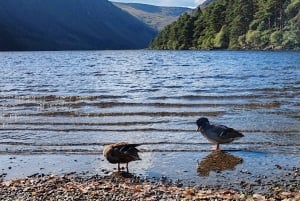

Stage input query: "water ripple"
[{"left": 0, "top": 50, "right": 299, "bottom": 160}]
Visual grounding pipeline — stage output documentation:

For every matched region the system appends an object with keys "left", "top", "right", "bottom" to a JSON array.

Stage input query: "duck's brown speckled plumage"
[{"left": 103, "top": 142, "right": 141, "bottom": 172}]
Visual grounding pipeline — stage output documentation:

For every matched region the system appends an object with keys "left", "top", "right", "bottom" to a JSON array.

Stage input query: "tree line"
[{"left": 149, "top": 0, "right": 300, "bottom": 50}]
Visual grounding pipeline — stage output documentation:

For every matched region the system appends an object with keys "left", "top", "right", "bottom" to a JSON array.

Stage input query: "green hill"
[
  {"left": 150, "top": 0, "right": 300, "bottom": 50},
  {"left": 113, "top": 2, "right": 192, "bottom": 31}
]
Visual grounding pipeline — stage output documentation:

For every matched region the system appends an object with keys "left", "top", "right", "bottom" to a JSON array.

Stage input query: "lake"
[{"left": 0, "top": 50, "right": 299, "bottom": 191}]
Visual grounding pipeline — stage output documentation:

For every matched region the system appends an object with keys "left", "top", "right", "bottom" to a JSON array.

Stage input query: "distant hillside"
[
  {"left": 150, "top": 0, "right": 300, "bottom": 50},
  {"left": 0, "top": 0, "right": 157, "bottom": 51},
  {"left": 200, "top": 0, "right": 216, "bottom": 7},
  {"left": 113, "top": 2, "right": 192, "bottom": 31}
]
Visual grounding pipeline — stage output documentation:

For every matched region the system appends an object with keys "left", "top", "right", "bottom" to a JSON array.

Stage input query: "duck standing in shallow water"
[
  {"left": 196, "top": 117, "right": 244, "bottom": 150},
  {"left": 103, "top": 142, "right": 141, "bottom": 172}
]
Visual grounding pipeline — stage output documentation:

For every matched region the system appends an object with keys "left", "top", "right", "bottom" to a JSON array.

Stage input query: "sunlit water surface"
[{"left": 0, "top": 50, "right": 299, "bottom": 188}]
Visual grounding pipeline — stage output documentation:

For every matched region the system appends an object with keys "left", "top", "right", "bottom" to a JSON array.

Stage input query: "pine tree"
[{"left": 149, "top": 0, "right": 300, "bottom": 50}]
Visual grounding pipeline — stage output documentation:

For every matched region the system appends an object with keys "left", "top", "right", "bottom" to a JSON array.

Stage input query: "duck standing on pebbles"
[
  {"left": 196, "top": 117, "right": 244, "bottom": 150},
  {"left": 103, "top": 142, "right": 141, "bottom": 172}
]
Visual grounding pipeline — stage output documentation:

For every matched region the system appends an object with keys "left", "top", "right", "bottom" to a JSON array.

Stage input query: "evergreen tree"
[
  {"left": 229, "top": 0, "right": 255, "bottom": 48},
  {"left": 149, "top": 0, "right": 300, "bottom": 50},
  {"left": 192, "top": 8, "right": 205, "bottom": 48}
]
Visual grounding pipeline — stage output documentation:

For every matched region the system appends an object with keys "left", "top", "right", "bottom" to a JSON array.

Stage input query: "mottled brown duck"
[{"left": 103, "top": 142, "right": 141, "bottom": 172}]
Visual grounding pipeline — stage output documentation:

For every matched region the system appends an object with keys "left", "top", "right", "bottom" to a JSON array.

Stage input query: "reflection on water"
[
  {"left": 197, "top": 151, "right": 243, "bottom": 176},
  {"left": 0, "top": 50, "right": 299, "bottom": 181}
]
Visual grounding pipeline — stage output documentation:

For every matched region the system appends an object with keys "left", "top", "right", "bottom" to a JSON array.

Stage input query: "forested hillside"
[{"left": 150, "top": 0, "right": 300, "bottom": 50}]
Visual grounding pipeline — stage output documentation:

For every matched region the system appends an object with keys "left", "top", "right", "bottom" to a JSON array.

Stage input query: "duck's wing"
[
  {"left": 213, "top": 124, "right": 244, "bottom": 139},
  {"left": 114, "top": 143, "right": 141, "bottom": 161}
]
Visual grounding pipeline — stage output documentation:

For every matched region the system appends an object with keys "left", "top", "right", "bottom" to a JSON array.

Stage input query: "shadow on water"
[{"left": 196, "top": 151, "right": 243, "bottom": 176}]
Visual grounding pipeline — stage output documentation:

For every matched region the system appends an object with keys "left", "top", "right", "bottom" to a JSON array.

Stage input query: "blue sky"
[{"left": 110, "top": 0, "right": 206, "bottom": 8}]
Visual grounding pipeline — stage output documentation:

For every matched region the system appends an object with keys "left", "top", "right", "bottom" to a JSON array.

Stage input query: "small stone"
[{"left": 253, "top": 193, "right": 265, "bottom": 199}]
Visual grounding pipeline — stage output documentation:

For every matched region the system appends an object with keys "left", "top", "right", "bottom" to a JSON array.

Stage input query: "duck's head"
[{"left": 196, "top": 117, "right": 209, "bottom": 131}]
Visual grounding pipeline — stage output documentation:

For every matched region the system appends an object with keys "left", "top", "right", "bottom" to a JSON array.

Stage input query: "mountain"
[
  {"left": 150, "top": 0, "right": 300, "bottom": 50},
  {"left": 113, "top": 2, "right": 192, "bottom": 31},
  {"left": 200, "top": 0, "right": 216, "bottom": 7},
  {"left": 0, "top": 0, "right": 157, "bottom": 51}
]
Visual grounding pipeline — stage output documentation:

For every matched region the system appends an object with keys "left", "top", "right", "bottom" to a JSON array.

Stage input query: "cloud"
[
  {"left": 194, "top": 0, "right": 205, "bottom": 6},
  {"left": 157, "top": 0, "right": 204, "bottom": 7},
  {"left": 109, "top": 0, "right": 206, "bottom": 7}
]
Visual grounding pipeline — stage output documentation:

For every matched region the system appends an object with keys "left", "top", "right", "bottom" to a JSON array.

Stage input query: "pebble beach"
[{"left": 1, "top": 170, "right": 299, "bottom": 201}]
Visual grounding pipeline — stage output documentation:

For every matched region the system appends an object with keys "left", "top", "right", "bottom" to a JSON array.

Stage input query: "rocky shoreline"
[{"left": 1, "top": 171, "right": 299, "bottom": 201}]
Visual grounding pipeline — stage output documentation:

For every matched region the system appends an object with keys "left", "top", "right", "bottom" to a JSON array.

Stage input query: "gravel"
[{"left": 0, "top": 171, "right": 299, "bottom": 201}]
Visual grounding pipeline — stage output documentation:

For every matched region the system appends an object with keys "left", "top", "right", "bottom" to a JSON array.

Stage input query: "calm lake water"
[{"left": 0, "top": 50, "right": 299, "bottom": 188}]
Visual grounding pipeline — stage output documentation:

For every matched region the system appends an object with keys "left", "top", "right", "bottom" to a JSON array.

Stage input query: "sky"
[{"left": 109, "top": 0, "right": 206, "bottom": 8}]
